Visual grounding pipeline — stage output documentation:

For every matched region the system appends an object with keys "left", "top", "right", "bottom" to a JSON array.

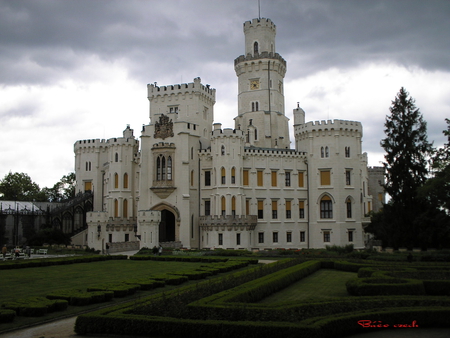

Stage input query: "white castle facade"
[{"left": 74, "top": 18, "right": 383, "bottom": 252}]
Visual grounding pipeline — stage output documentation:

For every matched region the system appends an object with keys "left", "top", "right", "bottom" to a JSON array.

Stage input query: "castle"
[{"left": 74, "top": 18, "right": 384, "bottom": 252}]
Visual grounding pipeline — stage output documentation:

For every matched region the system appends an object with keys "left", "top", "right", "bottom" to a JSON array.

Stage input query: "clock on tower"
[{"left": 250, "top": 80, "right": 260, "bottom": 90}]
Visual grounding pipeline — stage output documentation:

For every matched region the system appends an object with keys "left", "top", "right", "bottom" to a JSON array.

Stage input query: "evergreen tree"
[{"left": 378, "top": 88, "right": 432, "bottom": 249}]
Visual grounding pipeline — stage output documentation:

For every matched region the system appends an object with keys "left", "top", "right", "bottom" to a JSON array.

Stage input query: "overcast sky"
[{"left": 1, "top": 0, "right": 449, "bottom": 189}]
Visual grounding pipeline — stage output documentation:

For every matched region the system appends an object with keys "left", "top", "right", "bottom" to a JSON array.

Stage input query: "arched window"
[
  {"left": 346, "top": 198, "right": 352, "bottom": 218},
  {"left": 191, "top": 147, "right": 194, "bottom": 160},
  {"left": 221, "top": 196, "right": 226, "bottom": 216},
  {"left": 255, "top": 102, "right": 259, "bottom": 111},
  {"left": 123, "top": 173, "right": 128, "bottom": 189},
  {"left": 221, "top": 167, "right": 226, "bottom": 184},
  {"left": 254, "top": 41, "right": 258, "bottom": 54},
  {"left": 231, "top": 167, "right": 236, "bottom": 184},
  {"left": 161, "top": 156, "right": 166, "bottom": 180},
  {"left": 320, "top": 195, "right": 333, "bottom": 219},
  {"left": 114, "top": 199, "right": 119, "bottom": 218},
  {"left": 156, "top": 156, "right": 161, "bottom": 180},
  {"left": 345, "top": 147, "right": 350, "bottom": 158},
  {"left": 254, "top": 128, "right": 257, "bottom": 140},
  {"left": 123, "top": 199, "right": 128, "bottom": 218},
  {"left": 114, "top": 173, "right": 119, "bottom": 189},
  {"left": 221, "top": 145, "right": 225, "bottom": 155},
  {"left": 252, "top": 102, "right": 255, "bottom": 112},
  {"left": 321, "top": 147, "right": 324, "bottom": 158},
  {"left": 115, "top": 153, "right": 119, "bottom": 162},
  {"left": 325, "top": 146, "right": 329, "bottom": 158},
  {"left": 167, "top": 156, "right": 172, "bottom": 180}
]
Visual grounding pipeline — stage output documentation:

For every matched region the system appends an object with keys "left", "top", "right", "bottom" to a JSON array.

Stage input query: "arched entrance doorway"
[{"left": 159, "top": 209, "right": 175, "bottom": 242}]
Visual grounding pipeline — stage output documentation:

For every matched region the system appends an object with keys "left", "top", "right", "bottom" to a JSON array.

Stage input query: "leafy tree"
[
  {"left": 370, "top": 88, "right": 433, "bottom": 249},
  {"left": 419, "top": 119, "right": 450, "bottom": 213},
  {"left": 0, "top": 172, "right": 46, "bottom": 201},
  {"left": 42, "top": 172, "right": 76, "bottom": 202}
]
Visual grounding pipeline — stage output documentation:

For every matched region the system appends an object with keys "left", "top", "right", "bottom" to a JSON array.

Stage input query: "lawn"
[
  {"left": 258, "top": 269, "right": 356, "bottom": 303},
  {"left": 0, "top": 260, "right": 215, "bottom": 304}
]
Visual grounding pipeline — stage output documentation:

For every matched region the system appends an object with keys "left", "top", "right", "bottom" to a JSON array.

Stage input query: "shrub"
[
  {"left": 1, "top": 297, "right": 68, "bottom": 317},
  {"left": 0, "top": 309, "right": 16, "bottom": 323}
]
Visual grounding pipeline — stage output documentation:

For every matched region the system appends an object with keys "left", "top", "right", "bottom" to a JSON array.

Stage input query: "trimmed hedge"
[
  {"left": 47, "top": 289, "right": 114, "bottom": 306},
  {"left": 346, "top": 276, "right": 425, "bottom": 296},
  {"left": 0, "top": 309, "right": 16, "bottom": 323},
  {"left": 1, "top": 297, "right": 68, "bottom": 317},
  {"left": 87, "top": 283, "right": 141, "bottom": 297}
]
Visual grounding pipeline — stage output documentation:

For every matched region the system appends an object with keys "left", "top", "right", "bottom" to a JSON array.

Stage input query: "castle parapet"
[
  {"left": 211, "top": 128, "right": 245, "bottom": 138},
  {"left": 234, "top": 52, "right": 286, "bottom": 67},
  {"left": 147, "top": 77, "right": 216, "bottom": 101}
]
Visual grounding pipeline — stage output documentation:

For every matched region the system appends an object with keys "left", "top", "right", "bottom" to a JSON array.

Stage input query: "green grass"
[
  {"left": 258, "top": 269, "right": 356, "bottom": 303},
  {"left": 0, "top": 260, "right": 211, "bottom": 304}
]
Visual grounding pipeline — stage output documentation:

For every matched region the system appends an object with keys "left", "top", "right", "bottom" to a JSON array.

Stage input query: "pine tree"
[{"left": 379, "top": 87, "right": 432, "bottom": 249}]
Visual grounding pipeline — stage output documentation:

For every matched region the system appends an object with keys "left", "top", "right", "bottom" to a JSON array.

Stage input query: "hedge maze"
[{"left": 74, "top": 259, "right": 450, "bottom": 338}]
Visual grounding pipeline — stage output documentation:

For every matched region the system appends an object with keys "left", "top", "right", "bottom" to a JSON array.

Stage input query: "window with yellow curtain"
[
  {"left": 123, "top": 199, "right": 128, "bottom": 218},
  {"left": 257, "top": 200, "right": 264, "bottom": 219},
  {"left": 285, "top": 200, "right": 291, "bottom": 218},
  {"left": 243, "top": 170, "right": 249, "bottom": 186},
  {"left": 191, "top": 170, "right": 194, "bottom": 186},
  {"left": 299, "top": 200, "right": 305, "bottom": 218},
  {"left": 84, "top": 181, "right": 92, "bottom": 192},
  {"left": 320, "top": 170, "right": 331, "bottom": 186},
  {"left": 231, "top": 196, "right": 236, "bottom": 216},
  {"left": 221, "top": 167, "right": 226, "bottom": 184},
  {"left": 245, "top": 199, "right": 250, "bottom": 215},
  {"left": 231, "top": 167, "right": 236, "bottom": 184},
  {"left": 257, "top": 170, "right": 263, "bottom": 186},
  {"left": 272, "top": 200, "right": 277, "bottom": 219},
  {"left": 271, "top": 171, "right": 277, "bottom": 187},
  {"left": 123, "top": 173, "right": 128, "bottom": 189},
  {"left": 114, "top": 173, "right": 119, "bottom": 189},
  {"left": 298, "top": 171, "right": 304, "bottom": 188},
  {"left": 221, "top": 196, "right": 226, "bottom": 216},
  {"left": 114, "top": 199, "right": 119, "bottom": 218}
]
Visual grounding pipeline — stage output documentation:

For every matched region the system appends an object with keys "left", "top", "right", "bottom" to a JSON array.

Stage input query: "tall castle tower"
[{"left": 234, "top": 18, "right": 290, "bottom": 149}]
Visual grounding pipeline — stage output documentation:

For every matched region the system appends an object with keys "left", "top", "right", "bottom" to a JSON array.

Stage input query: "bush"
[
  {"left": 346, "top": 277, "right": 425, "bottom": 296},
  {"left": 1, "top": 297, "right": 68, "bottom": 317},
  {"left": 0, "top": 309, "right": 16, "bottom": 323},
  {"left": 47, "top": 289, "right": 114, "bottom": 306}
]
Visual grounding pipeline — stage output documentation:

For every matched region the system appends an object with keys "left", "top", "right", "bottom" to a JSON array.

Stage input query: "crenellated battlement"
[
  {"left": 244, "top": 18, "right": 276, "bottom": 32},
  {"left": 295, "top": 119, "right": 362, "bottom": 133},
  {"left": 147, "top": 77, "right": 215, "bottom": 101},
  {"left": 211, "top": 128, "right": 245, "bottom": 138},
  {"left": 244, "top": 147, "right": 306, "bottom": 158},
  {"left": 75, "top": 136, "right": 138, "bottom": 152},
  {"left": 234, "top": 52, "right": 286, "bottom": 67}
]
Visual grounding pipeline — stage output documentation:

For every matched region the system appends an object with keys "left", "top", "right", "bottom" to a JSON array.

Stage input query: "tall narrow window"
[
  {"left": 123, "top": 173, "right": 129, "bottom": 189},
  {"left": 321, "top": 147, "right": 324, "bottom": 158},
  {"left": 346, "top": 198, "right": 352, "bottom": 218},
  {"left": 257, "top": 200, "right": 264, "bottom": 219},
  {"left": 156, "top": 156, "right": 161, "bottom": 181},
  {"left": 231, "top": 196, "right": 236, "bottom": 216},
  {"left": 254, "top": 41, "right": 258, "bottom": 54},
  {"left": 221, "top": 196, "right": 226, "bottom": 216},
  {"left": 218, "top": 233, "right": 223, "bottom": 246},
  {"left": 205, "top": 170, "right": 211, "bottom": 186},
  {"left": 243, "top": 170, "right": 249, "bottom": 186},
  {"left": 115, "top": 153, "right": 119, "bottom": 162},
  {"left": 285, "top": 171, "right": 291, "bottom": 187},
  {"left": 325, "top": 146, "right": 329, "bottom": 157},
  {"left": 114, "top": 173, "right": 119, "bottom": 189},
  {"left": 299, "top": 200, "right": 305, "bottom": 219},
  {"left": 246, "top": 199, "right": 250, "bottom": 215},
  {"left": 286, "top": 200, "right": 291, "bottom": 219},
  {"left": 114, "top": 199, "right": 119, "bottom": 218},
  {"left": 190, "top": 170, "right": 194, "bottom": 186},
  {"left": 162, "top": 157, "right": 166, "bottom": 180},
  {"left": 320, "top": 196, "right": 333, "bottom": 219},
  {"left": 323, "top": 230, "right": 331, "bottom": 242},
  {"left": 345, "top": 147, "right": 350, "bottom": 157},
  {"left": 236, "top": 233, "right": 241, "bottom": 246},
  {"left": 221, "top": 167, "right": 226, "bottom": 184},
  {"left": 298, "top": 171, "right": 304, "bottom": 188},
  {"left": 205, "top": 200, "right": 211, "bottom": 216},
  {"left": 300, "top": 231, "right": 305, "bottom": 242},
  {"left": 271, "top": 171, "right": 277, "bottom": 187},
  {"left": 272, "top": 200, "right": 278, "bottom": 219},
  {"left": 258, "top": 232, "right": 264, "bottom": 244},
  {"left": 231, "top": 167, "right": 236, "bottom": 184},
  {"left": 257, "top": 170, "right": 263, "bottom": 186},
  {"left": 123, "top": 199, "right": 128, "bottom": 218},
  {"left": 348, "top": 230, "right": 354, "bottom": 242},
  {"left": 221, "top": 145, "right": 225, "bottom": 155},
  {"left": 345, "top": 170, "right": 351, "bottom": 186},
  {"left": 167, "top": 156, "right": 172, "bottom": 180},
  {"left": 272, "top": 232, "right": 278, "bottom": 243}
]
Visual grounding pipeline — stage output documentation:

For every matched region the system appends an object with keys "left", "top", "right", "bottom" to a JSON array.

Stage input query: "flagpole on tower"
[{"left": 258, "top": 0, "right": 261, "bottom": 19}]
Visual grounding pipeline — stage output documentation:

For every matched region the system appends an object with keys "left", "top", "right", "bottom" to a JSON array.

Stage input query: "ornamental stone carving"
[{"left": 154, "top": 114, "right": 174, "bottom": 139}]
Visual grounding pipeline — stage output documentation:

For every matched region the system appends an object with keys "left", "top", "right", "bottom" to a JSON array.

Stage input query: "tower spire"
[{"left": 258, "top": 0, "right": 261, "bottom": 19}]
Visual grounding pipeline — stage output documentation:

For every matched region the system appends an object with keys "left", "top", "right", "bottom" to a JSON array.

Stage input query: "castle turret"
[{"left": 234, "top": 18, "right": 290, "bottom": 149}]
